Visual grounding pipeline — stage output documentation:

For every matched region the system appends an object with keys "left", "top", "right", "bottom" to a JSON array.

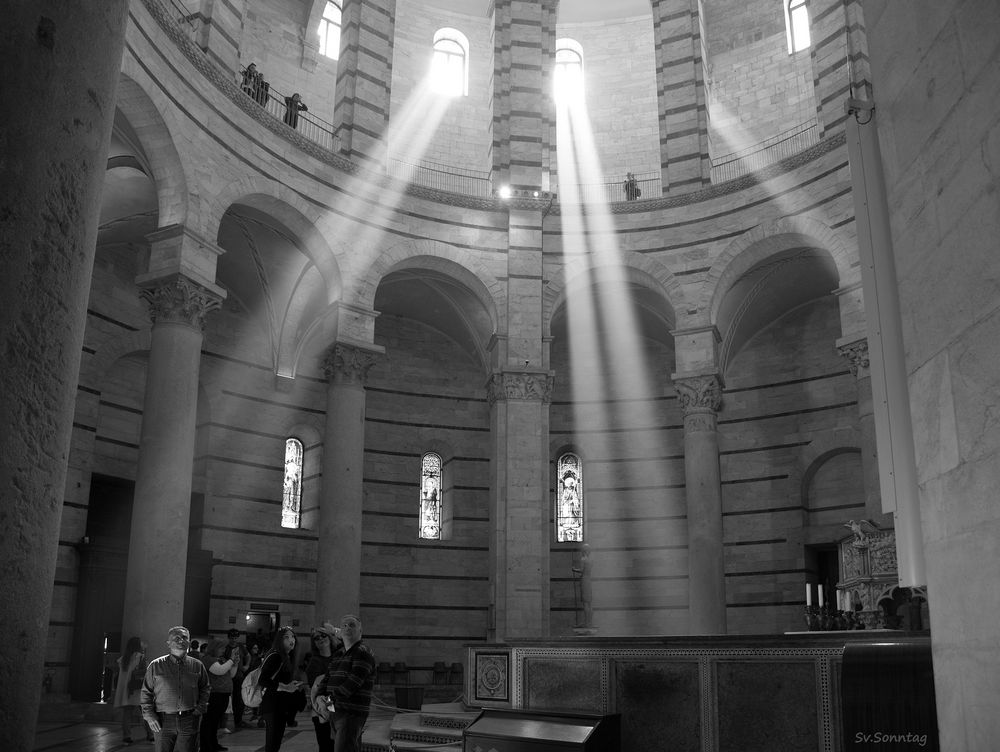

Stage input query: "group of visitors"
[
  {"left": 241, "top": 63, "right": 310, "bottom": 131},
  {"left": 118, "top": 615, "right": 375, "bottom": 752}
]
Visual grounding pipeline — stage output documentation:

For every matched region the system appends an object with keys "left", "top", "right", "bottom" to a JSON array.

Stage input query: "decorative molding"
[
  {"left": 475, "top": 652, "right": 510, "bottom": 702},
  {"left": 321, "top": 343, "right": 378, "bottom": 386},
  {"left": 837, "top": 338, "right": 870, "bottom": 377},
  {"left": 675, "top": 375, "right": 722, "bottom": 415},
  {"left": 140, "top": 276, "right": 222, "bottom": 330},
  {"left": 486, "top": 371, "right": 554, "bottom": 404}
]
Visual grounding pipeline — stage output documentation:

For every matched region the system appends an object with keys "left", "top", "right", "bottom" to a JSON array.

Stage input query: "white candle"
[
  {"left": 806, "top": 583, "right": 812, "bottom": 607},
  {"left": 818, "top": 586, "right": 824, "bottom": 608},
  {"left": 836, "top": 591, "right": 842, "bottom": 611}
]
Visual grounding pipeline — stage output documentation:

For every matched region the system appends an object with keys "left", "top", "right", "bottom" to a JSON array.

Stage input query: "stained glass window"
[
  {"left": 556, "top": 453, "right": 583, "bottom": 542},
  {"left": 282, "top": 437, "right": 303, "bottom": 529},
  {"left": 419, "top": 452, "right": 443, "bottom": 540}
]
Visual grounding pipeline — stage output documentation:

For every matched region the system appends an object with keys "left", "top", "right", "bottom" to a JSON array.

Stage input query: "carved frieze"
[
  {"left": 140, "top": 276, "right": 222, "bottom": 330},
  {"left": 322, "top": 343, "right": 378, "bottom": 386},
  {"left": 486, "top": 371, "right": 554, "bottom": 405}
]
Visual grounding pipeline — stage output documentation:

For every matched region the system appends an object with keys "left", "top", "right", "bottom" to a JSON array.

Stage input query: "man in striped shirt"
[
  {"left": 140, "top": 625, "right": 210, "bottom": 752},
  {"left": 325, "top": 614, "right": 376, "bottom": 752}
]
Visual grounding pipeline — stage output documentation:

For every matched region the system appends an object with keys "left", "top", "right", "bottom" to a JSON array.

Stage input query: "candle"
[
  {"left": 836, "top": 591, "right": 842, "bottom": 611},
  {"left": 806, "top": 583, "right": 812, "bottom": 607},
  {"left": 818, "top": 586, "right": 824, "bottom": 608}
]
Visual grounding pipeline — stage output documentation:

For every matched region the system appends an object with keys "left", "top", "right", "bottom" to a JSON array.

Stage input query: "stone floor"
[{"left": 33, "top": 705, "right": 395, "bottom": 752}]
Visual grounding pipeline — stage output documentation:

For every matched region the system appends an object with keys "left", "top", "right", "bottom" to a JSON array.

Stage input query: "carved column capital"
[
  {"left": 675, "top": 374, "right": 722, "bottom": 415},
  {"left": 321, "top": 342, "right": 378, "bottom": 386},
  {"left": 140, "top": 275, "right": 222, "bottom": 330},
  {"left": 838, "top": 338, "right": 870, "bottom": 377},
  {"left": 486, "top": 371, "right": 554, "bottom": 405}
]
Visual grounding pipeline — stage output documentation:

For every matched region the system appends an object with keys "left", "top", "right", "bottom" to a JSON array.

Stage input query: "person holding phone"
[{"left": 258, "top": 626, "right": 307, "bottom": 752}]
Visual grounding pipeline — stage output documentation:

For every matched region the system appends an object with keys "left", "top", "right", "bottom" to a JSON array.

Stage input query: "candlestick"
[
  {"left": 806, "top": 583, "right": 812, "bottom": 607},
  {"left": 818, "top": 586, "right": 824, "bottom": 608}
]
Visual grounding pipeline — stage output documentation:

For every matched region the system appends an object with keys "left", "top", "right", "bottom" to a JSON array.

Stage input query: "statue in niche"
[{"left": 572, "top": 543, "right": 593, "bottom": 628}]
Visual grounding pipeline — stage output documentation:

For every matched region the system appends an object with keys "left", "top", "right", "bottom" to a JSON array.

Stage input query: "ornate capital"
[
  {"left": 140, "top": 276, "right": 222, "bottom": 330},
  {"left": 674, "top": 374, "right": 722, "bottom": 415},
  {"left": 838, "top": 339, "right": 870, "bottom": 377},
  {"left": 321, "top": 343, "right": 378, "bottom": 386},
  {"left": 486, "top": 371, "right": 554, "bottom": 405}
]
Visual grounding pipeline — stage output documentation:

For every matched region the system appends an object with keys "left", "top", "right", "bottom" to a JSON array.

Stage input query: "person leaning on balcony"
[
  {"left": 283, "top": 93, "right": 308, "bottom": 130},
  {"left": 623, "top": 171, "right": 641, "bottom": 200},
  {"left": 241, "top": 63, "right": 261, "bottom": 100}
]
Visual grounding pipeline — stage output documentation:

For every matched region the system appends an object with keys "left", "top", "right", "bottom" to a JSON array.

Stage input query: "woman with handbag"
[
  {"left": 113, "top": 636, "right": 152, "bottom": 744},
  {"left": 306, "top": 623, "right": 343, "bottom": 752}
]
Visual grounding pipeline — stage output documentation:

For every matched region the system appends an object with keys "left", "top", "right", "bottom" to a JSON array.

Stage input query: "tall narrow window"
[
  {"left": 554, "top": 39, "right": 584, "bottom": 104},
  {"left": 556, "top": 453, "right": 584, "bottom": 542},
  {"left": 419, "top": 453, "right": 443, "bottom": 539},
  {"left": 430, "top": 28, "right": 469, "bottom": 97},
  {"left": 318, "top": 1, "right": 342, "bottom": 59},
  {"left": 282, "top": 437, "right": 303, "bottom": 528},
  {"left": 785, "top": 0, "right": 811, "bottom": 53}
]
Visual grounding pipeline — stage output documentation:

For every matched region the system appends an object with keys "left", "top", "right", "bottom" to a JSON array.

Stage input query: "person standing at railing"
[
  {"left": 241, "top": 63, "right": 260, "bottom": 100},
  {"left": 283, "top": 93, "right": 308, "bottom": 130},
  {"left": 623, "top": 171, "right": 641, "bottom": 201}
]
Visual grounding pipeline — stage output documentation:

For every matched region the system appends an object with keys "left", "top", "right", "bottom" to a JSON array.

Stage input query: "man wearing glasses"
[
  {"left": 323, "top": 615, "right": 376, "bottom": 752},
  {"left": 140, "top": 625, "right": 210, "bottom": 752}
]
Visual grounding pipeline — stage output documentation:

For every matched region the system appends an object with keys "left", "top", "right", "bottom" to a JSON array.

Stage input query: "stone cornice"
[
  {"left": 140, "top": 276, "right": 223, "bottom": 330},
  {"left": 837, "top": 338, "right": 870, "bottom": 377},
  {"left": 486, "top": 371, "right": 554, "bottom": 405}
]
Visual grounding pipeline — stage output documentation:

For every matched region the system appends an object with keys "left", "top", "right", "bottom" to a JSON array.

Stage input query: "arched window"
[
  {"left": 282, "top": 437, "right": 304, "bottom": 528},
  {"left": 554, "top": 38, "right": 584, "bottom": 104},
  {"left": 318, "top": 1, "right": 342, "bottom": 59},
  {"left": 419, "top": 452, "right": 443, "bottom": 539},
  {"left": 785, "top": 0, "right": 811, "bottom": 53},
  {"left": 556, "top": 452, "right": 584, "bottom": 542},
  {"left": 430, "top": 28, "right": 469, "bottom": 96}
]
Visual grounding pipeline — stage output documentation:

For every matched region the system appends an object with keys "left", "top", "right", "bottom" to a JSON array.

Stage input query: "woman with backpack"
[{"left": 258, "top": 626, "right": 307, "bottom": 751}]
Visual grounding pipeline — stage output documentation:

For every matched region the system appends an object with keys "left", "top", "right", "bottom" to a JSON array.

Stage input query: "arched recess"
[
  {"left": 796, "top": 435, "right": 867, "bottom": 531},
  {"left": 215, "top": 192, "right": 343, "bottom": 380},
  {"left": 701, "top": 215, "right": 855, "bottom": 329},
  {"left": 355, "top": 240, "right": 501, "bottom": 374},
  {"left": 114, "top": 72, "right": 189, "bottom": 228},
  {"left": 544, "top": 251, "right": 683, "bottom": 337},
  {"left": 703, "top": 217, "right": 847, "bottom": 375}
]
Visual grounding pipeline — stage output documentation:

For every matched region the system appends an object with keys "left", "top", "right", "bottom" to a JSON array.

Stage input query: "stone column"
[
  {"left": 333, "top": 0, "right": 396, "bottom": 164},
  {"left": 0, "top": 3, "right": 128, "bottom": 747},
  {"left": 121, "top": 277, "right": 222, "bottom": 650},
  {"left": 675, "top": 374, "right": 727, "bottom": 634},
  {"left": 487, "top": 371, "right": 554, "bottom": 640},
  {"left": 837, "top": 337, "right": 887, "bottom": 523},
  {"left": 315, "top": 342, "right": 379, "bottom": 620},
  {"left": 651, "top": 0, "right": 710, "bottom": 195}
]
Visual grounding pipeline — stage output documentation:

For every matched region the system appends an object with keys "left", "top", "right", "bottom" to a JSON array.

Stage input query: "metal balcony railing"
[{"left": 710, "top": 121, "right": 820, "bottom": 183}]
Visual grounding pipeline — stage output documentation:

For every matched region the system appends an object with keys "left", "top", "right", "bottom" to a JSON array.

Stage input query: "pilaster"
[
  {"left": 333, "top": 0, "right": 396, "bottom": 164},
  {"left": 809, "top": 0, "right": 872, "bottom": 139},
  {"left": 652, "top": 0, "right": 711, "bottom": 195}
]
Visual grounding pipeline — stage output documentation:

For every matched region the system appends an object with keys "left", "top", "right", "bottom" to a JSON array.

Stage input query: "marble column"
[
  {"left": 487, "top": 370, "right": 555, "bottom": 640},
  {"left": 809, "top": 0, "right": 872, "bottom": 138},
  {"left": 121, "top": 277, "right": 221, "bottom": 650},
  {"left": 315, "top": 342, "right": 378, "bottom": 620},
  {"left": 0, "top": 3, "right": 128, "bottom": 747},
  {"left": 676, "top": 374, "right": 727, "bottom": 634}
]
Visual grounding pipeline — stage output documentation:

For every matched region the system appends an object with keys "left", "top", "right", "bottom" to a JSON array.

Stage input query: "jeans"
[
  {"left": 155, "top": 712, "right": 200, "bottom": 752},
  {"left": 332, "top": 713, "right": 367, "bottom": 752},
  {"left": 312, "top": 715, "right": 335, "bottom": 752}
]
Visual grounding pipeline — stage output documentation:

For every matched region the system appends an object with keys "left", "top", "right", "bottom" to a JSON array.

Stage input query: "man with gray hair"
[
  {"left": 140, "top": 625, "right": 210, "bottom": 752},
  {"left": 323, "top": 614, "right": 376, "bottom": 752}
]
